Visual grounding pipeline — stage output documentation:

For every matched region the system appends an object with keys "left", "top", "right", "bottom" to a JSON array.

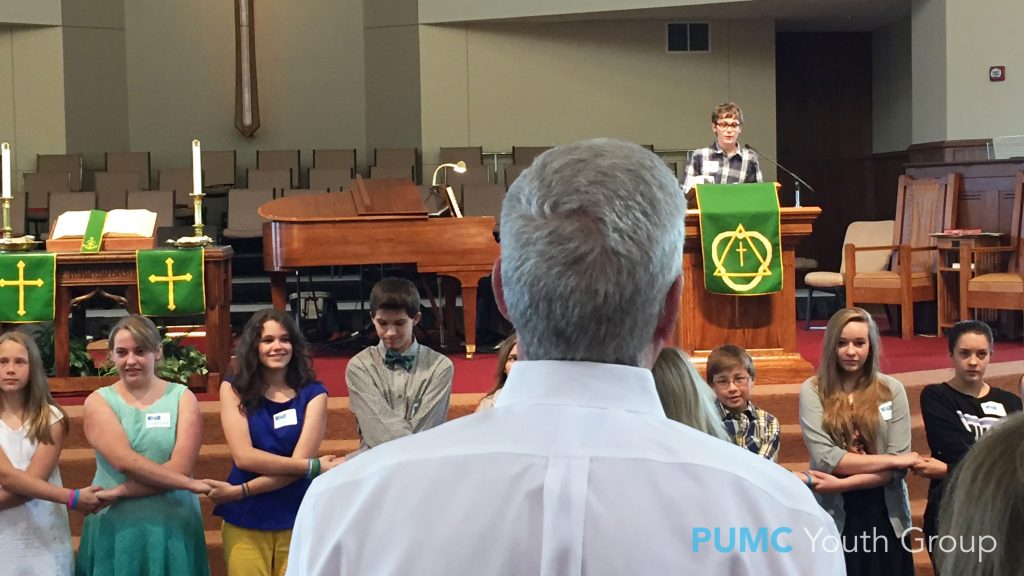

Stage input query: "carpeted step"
[
  {"left": 776, "top": 415, "right": 928, "bottom": 465},
  {"left": 60, "top": 394, "right": 487, "bottom": 450}
]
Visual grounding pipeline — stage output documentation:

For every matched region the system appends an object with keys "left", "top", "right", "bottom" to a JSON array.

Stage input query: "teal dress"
[{"left": 76, "top": 382, "right": 209, "bottom": 576}]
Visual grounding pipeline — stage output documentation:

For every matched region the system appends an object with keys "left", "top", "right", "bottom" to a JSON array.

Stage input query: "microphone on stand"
[{"left": 746, "top": 145, "right": 814, "bottom": 208}]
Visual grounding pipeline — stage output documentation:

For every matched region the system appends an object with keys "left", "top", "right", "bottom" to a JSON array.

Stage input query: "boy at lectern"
[
  {"left": 346, "top": 277, "right": 454, "bottom": 453},
  {"left": 682, "top": 102, "right": 763, "bottom": 197},
  {"left": 706, "top": 344, "right": 780, "bottom": 461}
]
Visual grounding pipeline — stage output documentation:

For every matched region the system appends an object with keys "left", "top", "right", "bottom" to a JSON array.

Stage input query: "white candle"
[
  {"left": 191, "top": 139, "right": 202, "bottom": 197},
  {"left": 1, "top": 142, "right": 10, "bottom": 200},
  {"left": 191, "top": 139, "right": 202, "bottom": 227}
]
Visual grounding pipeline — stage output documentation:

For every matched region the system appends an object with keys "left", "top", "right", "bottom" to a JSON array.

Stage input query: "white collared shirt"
[{"left": 288, "top": 361, "right": 845, "bottom": 575}]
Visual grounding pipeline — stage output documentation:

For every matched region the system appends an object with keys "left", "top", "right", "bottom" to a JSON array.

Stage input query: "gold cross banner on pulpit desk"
[
  {"left": 48, "top": 246, "right": 233, "bottom": 395},
  {"left": 675, "top": 206, "right": 820, "bottom": 384}
]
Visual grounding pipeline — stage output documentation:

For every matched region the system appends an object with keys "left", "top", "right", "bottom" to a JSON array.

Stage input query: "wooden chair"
[
  {"left": 373, "top": 148, "right": 417, "bottom": 183},
  {"left": 961, "top": 172, "right": 1024, "bottom": 335},
  {"left": 127, "top": 190, "right": 175, "bottom": 228},
  {"left": 439, "top": 146, "right": 490, "bottom": 187},
  {"left": 804, "top": 220, "right": 894, "bottom": 329},
  {"left": 94, "top": 171, "right": 143, "bottom": 211},
  {"left": 308, "top": 168, "right": 351, "bottom": 192},
  {"left": 440, "top": 146, "right": 483, "bottom": 166},
  {"left": 105, "top": 152, "right": 151, "bottom": 190},
  {"left": 258, "top": 149, "right": 300, "bottom": 188},
  {"left": 8, "top": 193, "right": 26, "bottom": 237},
  {"left": 159, "top": 168, "right": 201, "bottom": 221},
  {"left": 38, "top": 153, "right": 83, "bottom": 191},
  {"left": 504, "top": 164, "right": 528, "bottom": 187},
  {"left": 374, "top": 148, "right": 416, "bottom": 168},
  {"left": 24, "top": 172, "right": 71, "bottom": 235},
  {"left": 47, "top": 191, "right": 97, "bottom": 239},
  {"left": 462, "top": 183, "right": 505, "bottom": 222},
  {"left": 247, "top": 169, "right": 291, "bottom": 197},
  {"left": 200, "top": 150, "right": 237, "bottom": 188},
  {"left": 223, "top": 188, "right": 274, "bottom": 239},
  {"left": 368, "top": 166, "right": 414, "bottom": 181},
  {"left": 845, "top": 173, "right": 962, "bottom": 338},
  {"left": 511, "top": 146, "right": 551, "bottom": 166},
  {"left": 313, "top": 149, "right": 356, "bottom": 178}
]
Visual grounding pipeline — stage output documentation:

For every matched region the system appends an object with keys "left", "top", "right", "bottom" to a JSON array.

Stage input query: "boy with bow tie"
[{"left": 346, "top": 277, "right": 454, "bottom": 452}]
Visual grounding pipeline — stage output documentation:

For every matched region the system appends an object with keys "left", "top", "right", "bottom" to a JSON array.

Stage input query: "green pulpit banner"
[
  {"left": 0, "top": 253, "right": 56, "bottom": 322},
  {"left": 137, "top": 249, "right": 205, "bottom": 316},
  {"left": 695, "top": 183, "right": 782, "bottom": 295},
  {"left": 80, "top": 210, "right": 107, "bottom": 253}
]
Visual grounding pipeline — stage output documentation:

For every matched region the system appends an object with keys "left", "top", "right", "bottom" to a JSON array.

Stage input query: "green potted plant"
[{"left": 97, "top": 335, "right": 208, "bottom": 385}]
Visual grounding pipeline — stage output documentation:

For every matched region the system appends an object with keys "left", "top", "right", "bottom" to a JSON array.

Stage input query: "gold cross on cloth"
[
  {"left": 0, "top": 260, "right": 45, "bottom": 316},
  {"left": 148, "top": 257, "right": 193, "bottom": 311}
]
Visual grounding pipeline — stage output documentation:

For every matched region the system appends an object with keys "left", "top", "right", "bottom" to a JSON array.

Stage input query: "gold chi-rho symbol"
[
  {"left": 148, "top": 257, "right": 192, "bottom": 311},
  {"left": 710, "top": 223, "right": 774, "bottom": 292}
]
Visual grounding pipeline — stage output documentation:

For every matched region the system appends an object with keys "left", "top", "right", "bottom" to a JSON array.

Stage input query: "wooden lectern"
[{"left": 674, "top": 206, "right": 821, "bottom": 384}]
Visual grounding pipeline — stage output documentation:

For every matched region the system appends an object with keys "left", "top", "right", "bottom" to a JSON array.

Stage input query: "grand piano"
[{"left": 260, "top": 176, "right": 500, "bottom": 357}]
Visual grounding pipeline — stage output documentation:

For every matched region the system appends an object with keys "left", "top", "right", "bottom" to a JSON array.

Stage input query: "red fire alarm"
[{"left": 989, "top": 66, "right": 1006, "bottom": 82}]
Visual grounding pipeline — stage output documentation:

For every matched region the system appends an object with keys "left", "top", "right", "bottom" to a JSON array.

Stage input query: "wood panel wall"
[
  {"left": 907, "top": 160, "right": 1024, "bottom": 234},
  {"left": 776, "top": 33, "right": 880, "bottom": 274}
]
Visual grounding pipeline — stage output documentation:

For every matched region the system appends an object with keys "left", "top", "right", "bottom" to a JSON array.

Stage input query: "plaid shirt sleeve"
[
  {"left": 756, "top": 410, "right": 781, "bottom": 462},
  {"left": 682, "top": 151, "right": 705, "bottom": 194},
  {"left": 747, "top": 151, "right": 763, "bottom": 183}
]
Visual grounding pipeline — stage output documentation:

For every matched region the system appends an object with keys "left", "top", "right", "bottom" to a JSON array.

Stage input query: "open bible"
[{"left": 47, "top": 209, "right": 158, "bottom": 252}]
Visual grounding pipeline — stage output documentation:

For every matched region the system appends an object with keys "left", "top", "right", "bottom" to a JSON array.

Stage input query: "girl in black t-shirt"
[{"left": 914, "top": 320, "right": 1023, "bottom": 572}]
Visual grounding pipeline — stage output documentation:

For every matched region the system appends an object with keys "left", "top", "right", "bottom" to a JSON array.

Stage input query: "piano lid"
[{"left": 258, "top": 176, "right": 429, "bottom": 222}]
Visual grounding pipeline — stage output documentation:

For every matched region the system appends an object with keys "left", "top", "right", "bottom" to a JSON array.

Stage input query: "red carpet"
[
  {"left": 798, "top": 319, "right": 1024, "bottom": 374},
  {"left": 299, "top": 321, "right": 1024, "bottom": 398},
  {"left": 69, "top": 320, "right": 1024, "bottom": 404}
]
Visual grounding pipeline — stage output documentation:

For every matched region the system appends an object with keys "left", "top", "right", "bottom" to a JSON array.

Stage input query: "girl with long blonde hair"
[
  {"left": 798, "top": 307, "right": 919, "bottom": 575},
  {"left": 0, "top": 331, "right": 104, "bottom": 575}
]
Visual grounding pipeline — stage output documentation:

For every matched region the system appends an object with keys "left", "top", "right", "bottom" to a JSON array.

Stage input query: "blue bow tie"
[{"left": 384, "top": 349, "right": 415, "bottom": 371}]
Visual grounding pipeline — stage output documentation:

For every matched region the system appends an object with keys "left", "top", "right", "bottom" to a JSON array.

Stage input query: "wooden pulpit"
[{"left": 674, "top": 206, "right": 821, "bottom": 383}]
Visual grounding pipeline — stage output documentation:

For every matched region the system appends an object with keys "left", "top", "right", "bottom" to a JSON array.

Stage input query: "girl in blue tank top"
[{"left": 207, "top": 309, "right": 342, "bottom": 576}]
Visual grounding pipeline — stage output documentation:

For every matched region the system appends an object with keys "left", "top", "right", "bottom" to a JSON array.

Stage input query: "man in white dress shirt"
[{"left": 287, "top": 139, "right": 845, "bottom": 575}]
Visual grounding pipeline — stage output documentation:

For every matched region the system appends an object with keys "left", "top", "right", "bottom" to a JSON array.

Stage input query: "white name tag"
[
  {"left": 879, "top": 401, "right": 894, "bottom": 421},
  {"left": 273, "top": 408, "right": 298, "bottom": 429},
  {"left": 981, "top": 401, "right": 1007, "bottom": 417},
  {"left": 703, "top": 160, "right": 720, "bottom": 174},
  {"left": 145, "top": 412, "right": 171, "bottom": 428}
]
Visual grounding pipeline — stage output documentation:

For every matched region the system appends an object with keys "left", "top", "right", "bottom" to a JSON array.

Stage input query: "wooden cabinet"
[{"left": 933, "top": 233, "right": 1003, "bottom": 335}]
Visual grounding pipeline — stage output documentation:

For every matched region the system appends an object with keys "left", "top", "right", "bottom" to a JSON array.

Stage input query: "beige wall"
[
  {"left": 910, "top": 0, "right": 946, "bottom": 144},
  {"left": 418, "top": 0, "right": 737, "bottom": 24},
  {"left": 0, "top": 26, "right": 67, "bottom": 192},
  {"left": 364, "top": 24, "right": 422, "bottom": 163},
  {"left": 418, "top": 18, "right": 777, "bottom": 181},
  {"left": 0, "top": 0, "right": 61, "bottom": 26},
  {"left": 945, "top": 0, "right": 1024, "bottom": 139},
  {"left": 124, "top": 0, "right": 366, "bottom": 183},
  {"left": 62, "top": 0, "right": 129, "bottom": 181},
  {"left": 872, "top": 17, "right": 912, "bottom": 153}
]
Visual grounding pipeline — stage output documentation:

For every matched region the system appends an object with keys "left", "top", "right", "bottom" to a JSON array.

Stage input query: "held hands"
[
  {"left": 911, "top": 456, "right": 948, "bottom": 479},
  {"left": 203, "top": 480, "right": 242, "bottom": 505},
  {"left": 187, "top": 478, "right": 214, "bottom": 495},
  {"left": 74, "top": 486, "right": 110, "bottom": 515},
  {"left": 890, "top": 451, "right": 923, "bottom": 470}
]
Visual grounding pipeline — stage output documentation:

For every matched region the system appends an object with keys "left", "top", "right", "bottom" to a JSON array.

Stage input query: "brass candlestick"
[
  {"left": 2, "top": 196, "right": 10, "bottom": 241},
  {"left": 0, "top": 196, "right": 38, "bottom": 252},
  {"left": 192, "top": 191, "right": 205, "bottom": 239}
]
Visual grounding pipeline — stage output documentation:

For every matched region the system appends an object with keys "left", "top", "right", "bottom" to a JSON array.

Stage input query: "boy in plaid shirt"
[{"left": 706, "top": 343, "right": 780, "bottom": 461}]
